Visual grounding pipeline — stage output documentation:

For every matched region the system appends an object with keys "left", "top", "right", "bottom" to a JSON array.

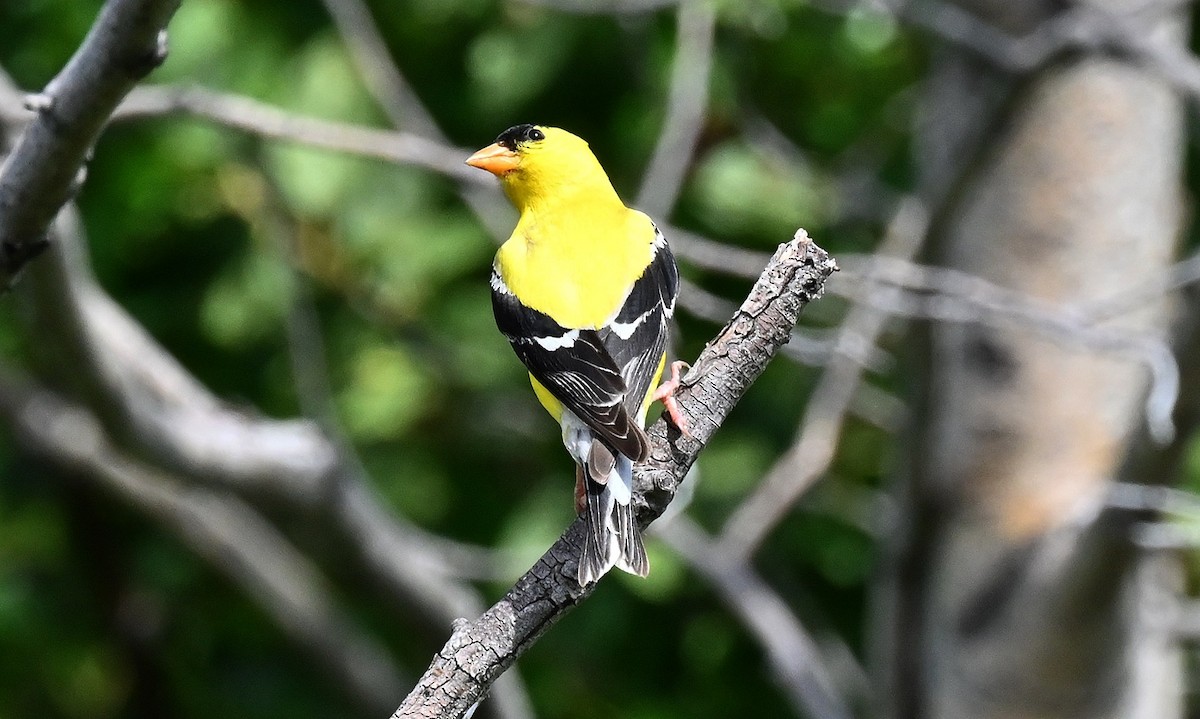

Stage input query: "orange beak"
[{"left": 465, "top": 143, "right": 519, "bottom": 176}]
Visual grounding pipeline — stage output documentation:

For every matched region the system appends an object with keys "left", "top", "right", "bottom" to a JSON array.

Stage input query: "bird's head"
[{"left": 466, "top": 124, "right": 617, "bottom": 211}]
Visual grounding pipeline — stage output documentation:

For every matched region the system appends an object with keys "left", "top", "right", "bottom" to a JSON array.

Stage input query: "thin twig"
[
  {"left": 837, "top": 254, "right": 1181, "bottom": 442},
  {"left": 1079, "top": 248, "right": 1200, "bottom": 322},
  {"left": 679, "top": 277, "right": 891, "bottom": 371},
  {"left": 515, "top": 0, "right": 684, "bottom": 14},
  {"left": 719, "top": 197, "right": 929, "bottom": 560},
  {"left": 317, "top": 0, "right": 438, "bottom": 135},
  {"left": 865, "top": 0, "right": 1200, "bottom": 104},
  {"left": 116, "top": 85, "right": 485, "bottom": 185},
  {"left": 636, "top": 0, "right": 717, "bottom": 217},
  {"left": 657, "top": 515, "right": 856, "bottom": 719},
  {"left": 314, "top": 0, "right": 515, "bottom": 242}
]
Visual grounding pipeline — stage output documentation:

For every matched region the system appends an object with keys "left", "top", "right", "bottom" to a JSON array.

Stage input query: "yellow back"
[{"left": 493, "top": 126, "right": 656, "bottom": 328}]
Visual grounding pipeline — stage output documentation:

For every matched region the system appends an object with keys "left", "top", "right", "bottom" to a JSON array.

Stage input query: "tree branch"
[
  {"left": 635, "top": 0, "right": 716, "bottom": 217},
  {"left": 0, "top": 0, "right": 180, "bottom": 286},
  {"left": 0, "top": 368, "right": 408, "bottom": 714},
  {"left": 16, "top": 206, "right": 503, "bottom": 632},
  {"left": 514, "top": 0, "right": 684, "bottom": 15},
  {"left": 390, "top": 232, "right": 837, "bottom": 719},
  {"left": 115, "top": 85, "right": 484, "bottom": 186},
  {"left": 17, "top": 206, "right": 340, "bottom": 502},
  {"left": 312, "top": 0, "right": 517, "bottom": 243},
  {"left": 656, "top": 515, "right": 857, "bottom": 719},
  {"left": 719, "top": 196, "right": 929, "bottom": 561}
]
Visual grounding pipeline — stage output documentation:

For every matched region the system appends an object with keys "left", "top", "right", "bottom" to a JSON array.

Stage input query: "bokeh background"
[{"left": 0, "top": 1, "right": 1196, "bottom": 718}]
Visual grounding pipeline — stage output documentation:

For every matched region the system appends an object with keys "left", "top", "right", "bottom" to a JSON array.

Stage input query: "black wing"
[
  {"left": 599, "top": 225, "right": 679, "bottom": 417},
  {"left": 491, "top": 269, "right": 649, "bottom": 461}
]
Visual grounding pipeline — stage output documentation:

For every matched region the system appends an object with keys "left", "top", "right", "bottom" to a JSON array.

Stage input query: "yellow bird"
[{"left": 467, "top": 124, "right": 687, "bottom": 585}]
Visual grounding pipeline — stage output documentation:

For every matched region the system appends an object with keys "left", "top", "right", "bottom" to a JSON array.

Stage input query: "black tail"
[
  {"left": 612, "top": 502, "right": 648, "bottom": 577},
  {"left": 577, "top": 452, "right": 649, "bottom": 586}
]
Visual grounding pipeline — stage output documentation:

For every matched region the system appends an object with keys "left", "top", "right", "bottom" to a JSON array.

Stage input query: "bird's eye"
[{"left": 528, "top": 128, "right": 545, "bottom": 142}]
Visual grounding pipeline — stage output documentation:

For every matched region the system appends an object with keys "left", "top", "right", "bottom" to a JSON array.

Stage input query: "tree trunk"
[{"left": 876, "top": 1, "right": 1187, "bottom": 717}]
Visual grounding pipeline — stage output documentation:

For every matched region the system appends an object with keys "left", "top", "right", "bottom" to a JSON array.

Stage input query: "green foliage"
[
  {"left": 0, "top": 1, "right": 925, "bottom": 717},
  {"left": 689, "top": 138, "right": 834, "bottom": 238}
]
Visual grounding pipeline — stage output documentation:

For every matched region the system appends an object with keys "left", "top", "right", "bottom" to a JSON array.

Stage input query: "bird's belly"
[{"left": 530, "top": 374, "right": 564, "bottom": 422}]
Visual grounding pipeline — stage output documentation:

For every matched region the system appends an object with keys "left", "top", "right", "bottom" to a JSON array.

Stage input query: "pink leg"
[
  {"left": 652, "top": 360, "right": 692, "bottom": 438},
  {"left": 574, "top": 466, "right": 586, "bottom": 514}
]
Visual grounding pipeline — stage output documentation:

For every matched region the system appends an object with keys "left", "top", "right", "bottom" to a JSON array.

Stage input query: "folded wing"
[{"left": 491, "top": 270, "right": 649, "bottom": 462}]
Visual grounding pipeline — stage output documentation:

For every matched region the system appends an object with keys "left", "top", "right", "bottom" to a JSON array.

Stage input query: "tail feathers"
[
  {"left": 612, "top": 502, "right": 649, "bottom": 577},
  {"left": 576, "top": 447, "right": 650, "bottom": 586},
  {"left": 579, "top": 475, "right": 614, "bottom": 585}
]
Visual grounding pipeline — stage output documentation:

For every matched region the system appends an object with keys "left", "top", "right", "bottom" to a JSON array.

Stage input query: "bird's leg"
[
  {"left": 574, "top": 465, "right": 587, "bottom": 514},
  {"left": 653, "top": 360, "right": 692, "bottom": 438}
]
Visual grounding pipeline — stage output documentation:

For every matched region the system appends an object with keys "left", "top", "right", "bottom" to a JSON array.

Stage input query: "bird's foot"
[{"left": 653, "top": 360, "right": 692, "bottom": 438}]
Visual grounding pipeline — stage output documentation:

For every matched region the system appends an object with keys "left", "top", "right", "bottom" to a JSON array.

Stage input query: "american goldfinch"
[{"left": 467, "top": 124, "right": 687, "bottom": 585}]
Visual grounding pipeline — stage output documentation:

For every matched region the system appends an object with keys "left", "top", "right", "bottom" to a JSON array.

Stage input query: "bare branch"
[
  {"left": 0, "top": 48, "right": 508, "bottom": 709},
  {"left": 0, "top": 53, "right": 507, "bottom": 670},
  {"left": 636, "top": 0, "right": 716, "bottom": 217},
  {"left": 17, "top": 207, "right": 339, "bottom": 501},
  {"left": 669, "top": 234, "right": 1184, "bottom": 434},
  {"left": 391, "top": 234, "right": 837, "bottom": 719},
  {"left": 314, "top": 0, "right": 515, "bottom": 242},
  {"left": 117, "top": 85, "right": 484, "bottom": 185},
  {"left": 5, "top": 192, "right": 499, "bottom": 641},
  {"left": 0, "top": 370, "right": 407, "bottom": 714},
  {"left": 1080, "top": 247, "right": 1200, "bottom": 322},
  {"left": 837, "top": 254, "right": 1180, "bottom": 441},
  {"left": 6, "top": 191, "right": 505, "bottom": 710},
  {"left": 719, "top": 198, "right": 929, "bottom": 560},
  {"left": 863, "top": 0, "right": 1200, "bottom": 105},
  {"left": 0, "top": 0, "right": 180, "bottom": 285},
  {"left": 514, "top": 0, "right": 684, "bottom": 15},
  {"left": 51, "top": 216, "right": 506, "bottom": 621},
  {"left": 317, "top": 0, "right": 439, "bottom": 135},
  {"left": 679, "top": 277, "right": 891, "bottom": 371},
  {"left": 667, "top": 224, "right": 774, "bottom": 277},
  {"left": 657, "top": 515, "right": 856, "bottom": 719}
]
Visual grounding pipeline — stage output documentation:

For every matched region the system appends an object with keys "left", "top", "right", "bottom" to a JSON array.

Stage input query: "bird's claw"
[{"left": 653, "top": 360, "right": 692, "bottom": 438}]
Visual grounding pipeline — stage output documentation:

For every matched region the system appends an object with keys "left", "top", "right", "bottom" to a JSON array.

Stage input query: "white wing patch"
[
  {"left": 609, "top": 310, "right": 651, "bottom": 340},
  {"left": 534, "top": 329, "right": 579, "bottom": 351}
]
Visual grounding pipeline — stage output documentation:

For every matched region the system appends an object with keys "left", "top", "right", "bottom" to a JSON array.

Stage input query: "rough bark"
[
  {"left": 0, "top": 0, "right": 180, "bottom": 286},
  {"left": 879, "top": 2, "right": 1187, "bottom": 718},
  {"left": 392, "top": 235, "right": 837, "bottom": 719}
]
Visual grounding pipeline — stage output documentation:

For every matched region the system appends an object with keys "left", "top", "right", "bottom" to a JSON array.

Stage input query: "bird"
[{"left": 466, "top": 124, "right": 688, "bottom": 585}]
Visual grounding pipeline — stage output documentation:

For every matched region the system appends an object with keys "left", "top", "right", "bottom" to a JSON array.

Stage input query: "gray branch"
[
  {"left": 0, "top": 0, "right": 180, "bottom": 285},
  {"left": 390, "top": 233, "right": 837, "bottom": 719},
  {"left": 719, "top": 196, "right": 929, "bottom": 561},
  {"left": 0, "top": 370, "right": 407, "bottom": 714},
  {"left": 635, "top": 0, "right": 716, "bottom": 217},
  {"left": 657, "top": 516, "right": 856, "bottom": 719},
  {"left": 115, "top": 85, "right": 485, "bottom": 186}
]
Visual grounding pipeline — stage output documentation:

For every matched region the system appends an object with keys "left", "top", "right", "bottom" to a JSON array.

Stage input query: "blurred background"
[{"left": 0, "top": 0, "right": 1197, "bottom": 717}]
